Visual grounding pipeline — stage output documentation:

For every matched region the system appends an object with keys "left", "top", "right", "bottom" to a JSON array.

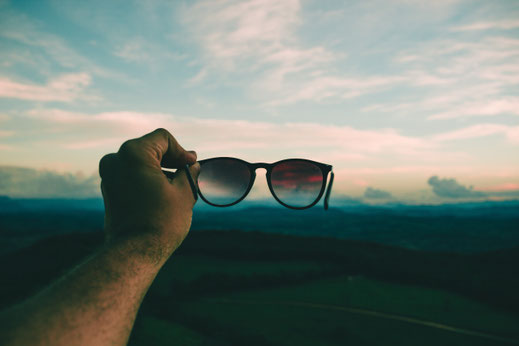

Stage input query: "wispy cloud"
[
  {"left": 24, "top": 108, "right": 434, "bottom": 160},
  {"left": 0, "top": 73, "right": 92, "bottom": 102},
  {"left": 384, "top": 36, "right": 519, "bottom": 120},
  {"left": 263, "top": 75, "right": 405, "bottom": 106},
  {"left": 183, "top": 1, "right": 519, "bottom": 109},
  {"left": 184, "top": 0, "right": 405, "bottom": 105},
  {"left": 428, "top": 99, "right": 519, "bottom": 120},
  {"left": 185, "top": 0, "right": 302, "bottom": 65},
  {"left": 114, "top": 40, "right": 154, "bottom": 63},
  {"left": 433, "top": 123, "right": 519, "bottom": 144},
  {"left": 186, "top": 68, "right": 208, "bottom": 87},
  {"left": 452, "top": 19, "right": 519, "bottom": 32},
  {"left": 22, "top": 108, "right": 519, "bottom": 172},
  {"left": 113, "top": 37, "right": 187, "bottom": 66},
  {"left": 12, "top": 107, "right": 482, "bottom": 198},
  {"left": 0, "top": 8, "right": 123, "bottom": 80}
]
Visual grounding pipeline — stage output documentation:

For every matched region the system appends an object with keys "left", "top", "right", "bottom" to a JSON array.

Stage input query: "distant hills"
[
  {"left": 0, "top": 196, "right": 104, "bottom": 212},
  {"left": 1, "top": 196, "right": 518, "bottom": 253},
  {"left": 2, "top": 195, "right": 518, "bottom": 214},
  {"left": 191, "top": 202, "right": 519, "bottom": 252}
]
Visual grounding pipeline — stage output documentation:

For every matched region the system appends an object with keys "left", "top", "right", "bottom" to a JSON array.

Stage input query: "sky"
[{"left": 0, "top": 0, "right": 518, "bottom": 204}]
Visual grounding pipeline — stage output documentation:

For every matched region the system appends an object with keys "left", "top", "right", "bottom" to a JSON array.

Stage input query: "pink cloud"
[
  {"left": 433, "top": 123, "right": 519, "bottom": 144},
  {"left": 476, "top": 183, "right": 519, "bottom": 192},
  {"left": 0, "top": 73, "right": 91, "bottom": 102},
  {"left": 21, "top": 109, "right": 440, "bottom": 167},
  {"left": 12, "top": 108, "right": 518, "bottom": 197},
  {"left": 353, "top": 179, "right": 369, "bottom": 187}
]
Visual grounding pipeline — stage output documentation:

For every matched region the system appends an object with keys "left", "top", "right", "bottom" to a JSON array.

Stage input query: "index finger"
[{"left": 136, "top": 128, "right": 197, "bottom": 168}]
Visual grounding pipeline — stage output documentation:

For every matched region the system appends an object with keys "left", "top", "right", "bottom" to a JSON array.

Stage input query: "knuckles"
[
  {"left": 99, "top": 153, "right": 118, "bottom": 179},
  {"left": 153, "top": 128, "right": 171, "bottom": 139},
  {"left": 119, "top": 139, "right": 139, "bottom": 156}
]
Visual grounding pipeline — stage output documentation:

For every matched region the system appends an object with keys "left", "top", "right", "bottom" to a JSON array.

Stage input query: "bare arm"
[{"left": 0, "top": 128, "right": 200, "bottom": 346}]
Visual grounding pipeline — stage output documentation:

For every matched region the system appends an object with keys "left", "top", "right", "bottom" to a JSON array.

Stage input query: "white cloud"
[
  {"left": 185, "top": 0, "right": 301, "bottom": 64},
  {"left": 429, "top": 99, "right": 519, "bottom": 120},
  {"left": 433, "top": 123, "right": 519, "bottom": 144},
  {"left": 184, "top": 0, "right": 403, "bottom": 105},
  {"left": 183, "top": 1, "right": 519, "bottom": 108},
  {"left": 264, "top": 75, "right": 405, "bottom": 106},
  {"left": 452, "top": 19, "right": 519, "bottom": 32},
  {"left": 0, "top": 73, "right": 92, "bottom": 102},
  {"left": 23, "top": 108, "right": 437, "bottom": 163},
  {"left": 26, "top": 110, "right": 519, "bottom": 167},
  {"left": 0, "top": 166, "right": 99, "bottom": 198},
  {"left": 26, "top": 109, "right": 169, "bottom": 135},
  {"left": 373, "top": 36, "right": 519, "bottom": 120}
]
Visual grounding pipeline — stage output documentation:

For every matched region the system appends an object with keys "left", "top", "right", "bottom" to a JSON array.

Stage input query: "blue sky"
[{"left": 0, "top": 0, "right": 518, "bottom": 203}]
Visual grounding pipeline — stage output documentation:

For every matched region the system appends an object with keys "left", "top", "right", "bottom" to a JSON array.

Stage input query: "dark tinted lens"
[
  {"left": 199, "top": 159, "right": 251, "bottom": 206},
  {"left": 270, "top": 160, "right": 323, "bottom": 208}
]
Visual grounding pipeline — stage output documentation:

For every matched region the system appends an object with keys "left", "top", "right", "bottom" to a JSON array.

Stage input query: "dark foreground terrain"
[
  {"left": 1, "top": 229, "right": 519, "bottom": 345},
  {"left": 1, "top": 198, "right": 519, "bottom": 345}
]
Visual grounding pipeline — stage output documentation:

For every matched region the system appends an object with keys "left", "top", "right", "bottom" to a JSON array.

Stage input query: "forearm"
[{"left": 0, "top": 234, "right": 168, "bottom": 346}]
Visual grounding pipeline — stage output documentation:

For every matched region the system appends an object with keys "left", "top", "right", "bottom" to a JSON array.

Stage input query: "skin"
[{"left": 0, "top": 128, "right": 200, "bottom": 346}]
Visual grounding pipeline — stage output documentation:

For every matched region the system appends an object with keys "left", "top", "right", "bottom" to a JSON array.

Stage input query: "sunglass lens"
[
  {"left": 270, "top": 160, "right": 323, "bottom": 208},
  {"left": 199, "top": 159, "right": 251, "bottom": 206}
]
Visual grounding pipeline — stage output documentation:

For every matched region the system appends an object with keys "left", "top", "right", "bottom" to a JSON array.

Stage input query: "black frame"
[{"left": 197, "top": 157, "right": 334, "bottom": 210}]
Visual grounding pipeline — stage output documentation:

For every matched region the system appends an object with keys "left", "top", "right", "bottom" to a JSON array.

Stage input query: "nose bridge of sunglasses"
[
  {"left": 251, "top": 162, "right": 270, "bottom": 170},
  {"left": 246, "top": 167, "right": 271, "bottom": 199}
]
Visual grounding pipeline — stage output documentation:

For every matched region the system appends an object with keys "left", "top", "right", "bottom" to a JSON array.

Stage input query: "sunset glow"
[{"left": 0, "top": 0, "right": 518, "bottom": 203}]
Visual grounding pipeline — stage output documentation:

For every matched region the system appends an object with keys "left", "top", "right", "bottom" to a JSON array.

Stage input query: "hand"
[{"left": 99, "top": 128, "right": 200, "bottom": 263}]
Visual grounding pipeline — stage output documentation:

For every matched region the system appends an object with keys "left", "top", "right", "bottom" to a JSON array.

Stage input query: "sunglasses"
[{"left": 182, "top": 157, "right": 334, "bottom": 210}]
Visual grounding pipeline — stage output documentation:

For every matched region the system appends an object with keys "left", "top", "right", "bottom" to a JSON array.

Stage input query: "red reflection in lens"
[{"left": 271, "top": 160, "right": 323, "bottom": 207}]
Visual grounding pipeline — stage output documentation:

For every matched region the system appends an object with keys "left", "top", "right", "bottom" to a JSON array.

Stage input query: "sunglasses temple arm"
[
  {"left": 184, "top": 164, "right": 199, "bottom": 202},
  {"left": 324, "top": 170, "right": 334, "bottom": 210}
]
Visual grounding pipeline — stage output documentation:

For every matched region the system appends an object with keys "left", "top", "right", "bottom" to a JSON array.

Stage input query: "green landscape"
[{"left": 1, "top": 214, "right": 519, "bottom": 345}]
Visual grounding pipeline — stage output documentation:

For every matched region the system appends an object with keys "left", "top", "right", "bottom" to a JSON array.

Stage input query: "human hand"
[{"left": 99, "top": 128, "right": 200, "bottom": 263}]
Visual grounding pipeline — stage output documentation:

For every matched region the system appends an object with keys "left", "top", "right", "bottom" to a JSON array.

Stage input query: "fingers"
[
  {"left": 170, "top": 162, "right": 201, "bottom": 206},
  {"left": 119, "top": 128, "right": 196, "bottom": 169},
  {"left": 141, "top": 128, "right": 197, "bottom": 168}
]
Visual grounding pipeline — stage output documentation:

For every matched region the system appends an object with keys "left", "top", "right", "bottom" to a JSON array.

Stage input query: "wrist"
[{"left": 104, "top": 229, "right": 176, "bottom": 268}]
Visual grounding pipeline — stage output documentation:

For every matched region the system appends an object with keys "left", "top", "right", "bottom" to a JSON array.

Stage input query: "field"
[
  {"left": 1, "top": 201, "right": 519, "bottom": 345},
  {"left": 1, "top": 230, "right": 518, "bottom": 345},
  {"left": 131, "top": 272, "right": 519, "bottom": 345}
]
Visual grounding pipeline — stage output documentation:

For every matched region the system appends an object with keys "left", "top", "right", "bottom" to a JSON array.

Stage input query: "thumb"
[{"left": 170, "top": 162, "right": 201, "bottom": 206}]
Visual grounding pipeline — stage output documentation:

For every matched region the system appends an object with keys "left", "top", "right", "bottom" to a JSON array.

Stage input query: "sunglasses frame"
[{"left": 197, "top": 157, "right": 334, "bottom": 210}]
